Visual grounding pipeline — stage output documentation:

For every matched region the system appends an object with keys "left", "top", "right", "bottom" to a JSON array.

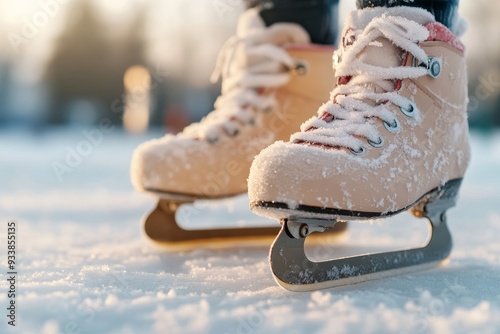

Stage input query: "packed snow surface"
[{"left": 1, "top": 128, "right": 500, "bottom": 334}]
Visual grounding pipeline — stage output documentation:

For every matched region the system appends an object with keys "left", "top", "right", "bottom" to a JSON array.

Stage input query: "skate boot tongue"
[
  {"left": 358, "top": 37, "right": 401, "bottom": 69},
  {"left": 294, "top": 7, "right": 439, "bottom": 153},
  {"left": 338, "top": 7, "right": 435, "bottom": 96},
  {"left": 236, "top": 7, "right": 266, "bottom": 37},
  {"left": 183, "top": 8, "right": 310, "bottom": 143},
  {"left": 222, "top": 8, "right": 309, "bottom": 84},
  {"left": 352, "top": 37, "right": 402, "bottom": 96},
  {"left": 236, "top": 8, "right": 310, "bottom": 44}
]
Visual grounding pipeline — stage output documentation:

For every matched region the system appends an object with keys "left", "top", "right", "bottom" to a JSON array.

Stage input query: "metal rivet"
[
  {"left": 400, "top": 102, "right": 416, "bottom": 117},
  {"left": 300, "top": 224, "right": 309, "bottom": 238},
  {"left": 291, "top": 62, "right": 307, "bottom": 76},
  {"left": 350, "top": 146, "right": 366, "bottom": 156},
  {"left": 368, "top": 136, "right": 384, "bottom": 148},
  {"left": 428, "top": 57, "right": 442, "bottom": 79},
  {"left": 384, "top": 118, "right": 400, "bottom": 133}
]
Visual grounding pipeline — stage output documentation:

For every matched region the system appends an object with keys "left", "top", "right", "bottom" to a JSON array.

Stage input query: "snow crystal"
[
  {"left": 340, "top": 264, "right": 358, "bottom": 276},
  {"left": 2, "top": 129, "right": 500, "bottom": 334},
  {"left": 41, "top": 320, "right": 60, "bottom": 334},
  {"left": 105, "top": 294, "right": 120, "bottom": 307},
  {"left": 286, "top": 200, "right": 299, "bottom": 210},
  {"left": 308, "top": 291, "right": 332, "bottom": 308}
]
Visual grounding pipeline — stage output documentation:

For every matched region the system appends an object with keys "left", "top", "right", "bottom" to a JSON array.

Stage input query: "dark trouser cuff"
[
  {"left": 356, "top": 0, "right": 459, "bottom": 29},
  {"left": 244, "top": 0, "right": 340, "bottom": 45}
]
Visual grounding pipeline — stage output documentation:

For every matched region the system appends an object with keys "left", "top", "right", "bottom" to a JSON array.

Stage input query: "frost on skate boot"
[
  {"left": 130, "top": 8, "right": 346, "bottom": 247},
  {"left": 248, "top": 7, "right": 470, "bottom": 290}
]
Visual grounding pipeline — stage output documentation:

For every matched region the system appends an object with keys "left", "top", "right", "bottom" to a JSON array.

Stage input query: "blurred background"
[
  {"left": 1, "top": 3, "right": 500, "bottom": 331},
  {"left": 0, "top": 0, "right": 498, "bottom": 135}
]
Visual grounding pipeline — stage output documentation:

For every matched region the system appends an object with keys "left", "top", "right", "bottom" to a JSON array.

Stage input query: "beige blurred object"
[
  {"left": 130, "top": 8, "right": 345, "bottom": 248},
  {"left": 132, "top": 47, "right": 333, "bottom": 198},
  {"left": 131, "top": 8, "right": 334, "bottom": 199},
  {"left": 123, "top": 65, "right": 151, "bottom": 134}
]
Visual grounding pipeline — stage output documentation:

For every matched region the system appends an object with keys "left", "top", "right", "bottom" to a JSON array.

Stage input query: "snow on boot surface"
[
  {"left": 248, "top": 6, "right": 470, "bottom": 220},
  {"left": 130, "top": 8, "right": 335, "bottom": 200}
]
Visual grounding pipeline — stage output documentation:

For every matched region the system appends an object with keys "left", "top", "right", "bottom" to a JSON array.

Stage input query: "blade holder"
[{"left": 285, "top": 219, "right": 336, "bottom": 239}]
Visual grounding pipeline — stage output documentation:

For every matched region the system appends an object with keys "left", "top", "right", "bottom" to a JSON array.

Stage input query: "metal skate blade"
[
  {"left": 270, "top": 214, "right": 452, "bottom": 291},
  {"left": 143, "top": 194, "right": 347, "bottom": 250}
]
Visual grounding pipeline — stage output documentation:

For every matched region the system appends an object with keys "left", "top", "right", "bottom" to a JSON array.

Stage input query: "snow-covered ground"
[{"left": 1, "top": 128, "right": 500, "bottom": 334}]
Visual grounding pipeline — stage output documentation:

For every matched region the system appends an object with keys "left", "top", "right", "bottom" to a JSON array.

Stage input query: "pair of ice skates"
[{"left": 131, "top": 7, "right": 470, "bottom": 291}]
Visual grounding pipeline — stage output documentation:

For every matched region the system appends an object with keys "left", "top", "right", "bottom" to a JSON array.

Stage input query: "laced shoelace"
[
  {"left": 292, "top": 15, "right": 435, "bottom": 155},
  {"left": 182, "top": 32, "right": 300, "bottom": 144}
]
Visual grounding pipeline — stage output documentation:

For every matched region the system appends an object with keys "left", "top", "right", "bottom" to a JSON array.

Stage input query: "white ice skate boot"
[
  {"left": 131, "top": 8, "right": 345, "bottom": 247},
  {"left": 248, "top": 7, "right": 470, "bottom": 290}
]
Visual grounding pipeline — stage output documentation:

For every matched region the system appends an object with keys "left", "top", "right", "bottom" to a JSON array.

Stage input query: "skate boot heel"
[{"left": 411, "top": 178, "right": 463, "bottom": 220}]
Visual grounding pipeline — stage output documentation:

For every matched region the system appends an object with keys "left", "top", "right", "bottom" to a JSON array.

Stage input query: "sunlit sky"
[{"left": 0, "top": 0, "right": 498, "bottom": 84}]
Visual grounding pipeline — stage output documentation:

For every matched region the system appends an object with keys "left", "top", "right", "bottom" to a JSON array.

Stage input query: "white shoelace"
[
  {"left": 182, "top": 33, "right": 298, "bottom": 143},
  {"left": 292, "top": 15, "right": 432, "bottom": 154}
]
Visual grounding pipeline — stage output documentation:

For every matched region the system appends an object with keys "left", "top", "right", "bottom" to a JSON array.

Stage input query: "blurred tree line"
[
  {"left": 42, "top": 0, "right": 220, "bottom": 130},
  {"left": 44, "top": 0, "right": 145, "bottom": 125},
  {"left": 464, "top": 1, "right": 500, "bottom": 132},
  {"left": 468, "top": 72, "right": 500, "bottom": 131}
]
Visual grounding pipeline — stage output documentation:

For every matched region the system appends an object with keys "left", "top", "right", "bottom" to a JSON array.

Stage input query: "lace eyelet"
[
  {"left": 412, "top": 56, "right": 442, "bottom": 79},
  {"left": 290, "top": 62, "right": 307, "bottom": 76},
  {"left": 400, "top": 102, "right": 416, "bottom": 117},
  {"left": 332, "top": 52, "right": 342, "bottom": 67},
  {"left": 383, "top": 118, "right": 400, "bottom": 133},
  {"left": 350, "top": 146, "right": 366, "bottom": 156},
  {"left": 368, "top": 136, "right": 384, "bottom": 148},
  {"left": 246, "top": 118, "right": 257, "bottom": 126},
  {"left": 225, "top": 128, "right": 239, "bottom": 137},
  {"left": 428, "top": 57, "right": 442, "bottom": 79},
  {"left": 207, "top": 137, "right": 220, "bottom": 144}
]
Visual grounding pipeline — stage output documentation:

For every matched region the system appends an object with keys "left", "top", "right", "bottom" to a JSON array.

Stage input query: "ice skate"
[
  {"left": 248, "top": 7, "right": 470, "bottom": 290},
  {"left": 131, "top": 8, "right": 346, "bottom": 248}
]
